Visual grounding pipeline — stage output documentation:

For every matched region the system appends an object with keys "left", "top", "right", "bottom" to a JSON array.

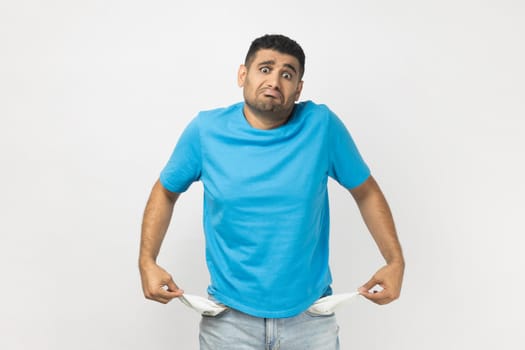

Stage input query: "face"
[{"left": 238, "top": 49, "right": 304, "bottom": 122}]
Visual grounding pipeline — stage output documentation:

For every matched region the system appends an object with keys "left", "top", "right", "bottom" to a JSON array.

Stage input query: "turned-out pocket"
[
  {"left": 306, "top": 292, "right": 361, "bottom": 316},
  {"left": 179, "top": 294, "right": 229, "bottom": 316}
]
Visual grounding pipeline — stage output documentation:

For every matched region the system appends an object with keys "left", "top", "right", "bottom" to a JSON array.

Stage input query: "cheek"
[
  {"left": 244, "top": 79, "right": 257, "bottom": 91},
  {"left": 291, "top": 87, "right": 301, "bottom": 100}
]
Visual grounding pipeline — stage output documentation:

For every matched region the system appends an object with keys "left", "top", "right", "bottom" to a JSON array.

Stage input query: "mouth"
[{"left": 260, "top": 88, "right": 282, "bottom": 100}]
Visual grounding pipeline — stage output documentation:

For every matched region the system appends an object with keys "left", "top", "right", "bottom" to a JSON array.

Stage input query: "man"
[{"left": 139, "top": 34, "right": 404, "bottom": 349}]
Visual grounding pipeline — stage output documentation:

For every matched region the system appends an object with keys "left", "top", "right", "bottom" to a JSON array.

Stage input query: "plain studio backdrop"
[{"left": 1, "top": 0, "right": 524, "bottom": 349}]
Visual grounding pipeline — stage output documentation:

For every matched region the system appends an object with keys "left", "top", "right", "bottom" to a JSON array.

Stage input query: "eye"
[
  {"left": 260, "top": 67, "right": 270, "bottom": 74},
  {"left": 282, "top": 72, "right": 292, "bottom": 80}
]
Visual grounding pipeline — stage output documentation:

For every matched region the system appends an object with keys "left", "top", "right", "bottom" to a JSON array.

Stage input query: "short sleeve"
[
  {"left": 159, "top": 117, "right": 202, "bottom": 192},
  {"left": 327, "top": 113, "right": 370, "bottom": 189}
]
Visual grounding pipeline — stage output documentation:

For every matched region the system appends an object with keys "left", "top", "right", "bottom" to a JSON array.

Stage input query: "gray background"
[{"left": 1, "top": 0, "right": 524, "bottom": 349}]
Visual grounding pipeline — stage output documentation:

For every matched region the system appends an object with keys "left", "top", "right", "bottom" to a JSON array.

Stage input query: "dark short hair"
[{"left": 245, "top": 34, "right": 305, "bottom": 78}]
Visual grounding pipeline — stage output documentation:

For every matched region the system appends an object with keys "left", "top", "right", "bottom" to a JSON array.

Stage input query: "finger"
[
  {"left": 360, "top": 289, "right": 396, "bottom": 305},
  {"left": 358, "top": 277, "right": 379, "bottom": 294},
  {"left": 159, "top": 282, "right": 184, "bottom": 298},
  {"left": 166, "top": 279, "right": 183, "bottom": 294},
  {"left": 144, "top": 279, "right": 182, "bottom": 302},
  {"left": 156, "top": 295, "right": 176, "bottom": 304},
  {"left": 148, "top": 288, "right": 181, "bottom": 304},
  {"left": 362, "top": 288, "right": 386, "bottom": 298}
]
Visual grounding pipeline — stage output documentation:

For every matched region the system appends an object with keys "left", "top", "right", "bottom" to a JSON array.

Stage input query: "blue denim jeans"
[{"left": 199, "top": 306, "right": 340, "bottom": 350}]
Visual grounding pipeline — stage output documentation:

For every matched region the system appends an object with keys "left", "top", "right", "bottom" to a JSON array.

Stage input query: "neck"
[{"left": 243, "top": 104, "right": 294, "bottom": 130}]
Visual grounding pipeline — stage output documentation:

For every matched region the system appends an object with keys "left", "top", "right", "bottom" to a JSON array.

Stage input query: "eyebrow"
[{"left": 257, "top": 60, "right": 298, "bottom": 75}]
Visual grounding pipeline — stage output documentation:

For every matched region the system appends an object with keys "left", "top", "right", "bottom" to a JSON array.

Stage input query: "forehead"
[{"left": 249, "top": 49, "right": 300, "bottom": 70}]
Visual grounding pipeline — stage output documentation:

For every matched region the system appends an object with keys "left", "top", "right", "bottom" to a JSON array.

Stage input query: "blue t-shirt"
[{"left": 160, "top": 101, "right": 370, "bottom": 318}]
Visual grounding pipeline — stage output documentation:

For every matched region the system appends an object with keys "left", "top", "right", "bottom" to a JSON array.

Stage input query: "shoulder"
[
  {"left": 196, "top": 102, "right": 243, "bottom": 122},
  {"left": 294, "top": 100, "right": 340, "bottom": 127},
  {"left": 184, "top": 102, "right": 243, "bottom": 135},
  {"left": 295, "top": 100, "right": 331, "bottom": 114},
  {"left": 295, "top": 100, "right": 338, "bottom": 121}
]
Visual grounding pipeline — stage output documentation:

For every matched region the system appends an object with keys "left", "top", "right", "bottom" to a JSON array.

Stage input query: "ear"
[
  {"left": 237, "top": 64, "right": 247, "bottom": 87},
  {"left": 294, "top": 80, "right": 304, "bottom": 101}
]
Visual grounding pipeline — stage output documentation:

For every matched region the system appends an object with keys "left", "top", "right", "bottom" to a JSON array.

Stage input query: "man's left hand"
[{"left": 358, "top": 262, "right": 404, "bottom": 305}]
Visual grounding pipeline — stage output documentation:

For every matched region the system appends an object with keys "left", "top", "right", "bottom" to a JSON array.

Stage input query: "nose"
[{"left": 266, "top": 71, "right": 281, "bottom": 90}]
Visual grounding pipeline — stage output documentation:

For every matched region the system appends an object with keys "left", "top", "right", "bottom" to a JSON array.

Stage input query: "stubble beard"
[{"left": 244, "top": 93, "right": 293, "bottom": 121}]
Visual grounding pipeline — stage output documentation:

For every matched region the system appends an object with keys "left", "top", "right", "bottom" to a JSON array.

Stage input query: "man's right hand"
[{"left": 139, "top": 262, "right": 183, "bottom": 304}]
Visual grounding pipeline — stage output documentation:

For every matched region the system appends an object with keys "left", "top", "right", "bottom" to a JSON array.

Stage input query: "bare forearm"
[
  {"left": 351, "top": 176, "right": 404, "bottom": 303},
  {"left": 139, "top": 180, "right": 179, "bottom": 266},
  {"left": 138, "top": 180, "right": 183, "bottom": 303},
  {"left": 351, "top": 176, "right": 404, "bottom": 266}
]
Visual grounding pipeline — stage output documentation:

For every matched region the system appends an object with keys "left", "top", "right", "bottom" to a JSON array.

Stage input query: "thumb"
[
  {"left": 358, "top": 277, "right": 378, "bottom": 294},
  {"left": 166, "top": 278, "right": 183, "bottom": 295}
]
